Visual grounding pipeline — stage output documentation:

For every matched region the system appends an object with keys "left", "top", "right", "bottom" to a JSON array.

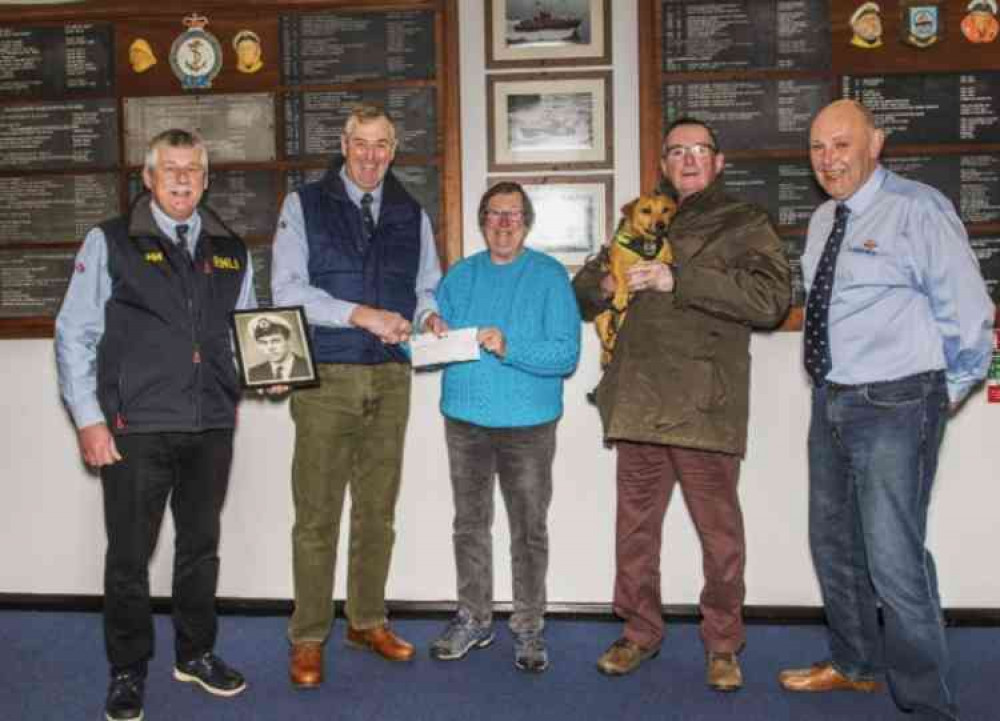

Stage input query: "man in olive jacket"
[{"left": 574, "top": 117, "right": 790, "bottom": 689}]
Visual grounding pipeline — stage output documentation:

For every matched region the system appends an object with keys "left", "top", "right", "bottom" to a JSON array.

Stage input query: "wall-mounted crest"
[
  {"left": 170, "top": 14, "right": 223, "bottom": 89},
  {"left": 900, "top": 1, "right": 943, "bottom": 49}
]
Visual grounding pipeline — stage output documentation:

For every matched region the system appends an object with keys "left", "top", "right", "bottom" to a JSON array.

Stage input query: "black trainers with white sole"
[
  {"left": 173, "top": 652, "right": 246, "bottom": 697},
  {"left": 105, "top": 669, "right": 145, "bottom": 721}
]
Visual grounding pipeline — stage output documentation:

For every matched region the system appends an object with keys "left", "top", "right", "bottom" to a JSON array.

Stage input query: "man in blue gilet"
[{"left": 272, "top": 104, "right": 445, "bottom": 687}]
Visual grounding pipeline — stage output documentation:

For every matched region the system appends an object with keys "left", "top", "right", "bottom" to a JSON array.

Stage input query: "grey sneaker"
[
  {"left": 429, "top": 610, "right": 494, "bottom": 661},
  {"left": 513, "top": 630, "right": 549, "bottom": 673}
]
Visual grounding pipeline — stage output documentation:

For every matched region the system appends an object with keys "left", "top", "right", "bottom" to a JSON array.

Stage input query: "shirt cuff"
[{"left": 72, "top": 400, "right": 106, "bottom": 430}]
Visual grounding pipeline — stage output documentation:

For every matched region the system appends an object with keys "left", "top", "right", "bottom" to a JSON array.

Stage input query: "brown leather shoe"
[
  {"left": 595, "top": 637, "right": 660, "bottom": 676},
  {"left": 346, "top": 624, "right": 415, "bottom": 662},
  {"left": 778, "top": 662, "right": 881, "bottom": 693},
  {"left": 707, "top": 652, "right": 743, "bottom": 692},
  {"left": 289, "top": 642, "right": 323, "bottom": 688}
]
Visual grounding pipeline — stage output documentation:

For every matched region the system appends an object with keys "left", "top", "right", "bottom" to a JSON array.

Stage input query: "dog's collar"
[{"left": 615, "top": 228, "right": 667, "bottom": 261}]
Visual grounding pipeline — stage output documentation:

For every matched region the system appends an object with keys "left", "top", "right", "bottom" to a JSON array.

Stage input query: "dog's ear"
[{"left": 620, "top": 198, "right": 637, "bottom": 217}]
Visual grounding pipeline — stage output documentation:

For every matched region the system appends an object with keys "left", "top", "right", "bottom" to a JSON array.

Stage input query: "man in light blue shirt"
[
  {"left": 272, "top": 104, "right": 444, "bottom": 687},
  {"left": 56, "top": 129, "right": 255, "bottom": 721},
  {"left": 779, "top": 100, "right": 994, "bottom": 721}
]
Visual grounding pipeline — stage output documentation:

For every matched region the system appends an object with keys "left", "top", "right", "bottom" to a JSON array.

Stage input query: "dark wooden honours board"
[
  {"left": 0, "top": 23, "right": 114, "bottom": 97},
  {"left": 0, "top": 1, "right": 460, "bottom": 339},
  {"left": 640, "top": 0, "right": 1000, "bottom": 328}
]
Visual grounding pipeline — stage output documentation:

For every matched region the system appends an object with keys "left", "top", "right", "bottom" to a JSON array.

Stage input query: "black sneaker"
[
  {"left": 105, "top": 669, "right": 144, "bottom": 721},
  {"left": 173, "top": 652, "right": 246, "bottom": 697}
]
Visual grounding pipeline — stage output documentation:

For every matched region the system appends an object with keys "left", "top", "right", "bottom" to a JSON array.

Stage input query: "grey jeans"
[{"left": 444, "top": 417, "right": 557, "bottom": 634}]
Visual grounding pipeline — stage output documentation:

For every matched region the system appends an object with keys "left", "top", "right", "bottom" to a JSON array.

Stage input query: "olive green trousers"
[{"left": 287, "top": 362, "right": 411, "bottom": 643}]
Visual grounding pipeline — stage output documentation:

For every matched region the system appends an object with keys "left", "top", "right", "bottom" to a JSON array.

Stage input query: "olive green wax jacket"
[{"left": 573, "top": 181, "right": 791, "bottom": 457}]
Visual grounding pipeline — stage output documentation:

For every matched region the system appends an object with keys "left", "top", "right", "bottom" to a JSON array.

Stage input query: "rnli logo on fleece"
[{"left": 212, "top": 256, "right": 241, "bottom": 271}]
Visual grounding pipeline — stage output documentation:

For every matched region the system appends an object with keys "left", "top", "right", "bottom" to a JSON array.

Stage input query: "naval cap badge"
[{"left": 170, "top": 14, "right": 223, "bottom": 90}]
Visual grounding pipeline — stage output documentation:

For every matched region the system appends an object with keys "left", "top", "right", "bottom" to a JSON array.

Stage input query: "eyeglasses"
[
  {"left": 161, "top": 164, "right": 205, "bottom": 179},
  {"left": 485, "top": 209, "right": 524, "bottom": 224},
  {"left": 663, "top": 143, "right": 716, "bottom": 160}
]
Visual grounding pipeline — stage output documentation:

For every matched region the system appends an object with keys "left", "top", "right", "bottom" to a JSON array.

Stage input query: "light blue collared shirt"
[
  {"left": 54, "top": 200, "right": 257, "bottom": 429},
  {"left": 803, "top": 166, "right": 995, "bottom": 403},
  {"left": 271, "top": 166, "right": 441, "bottom": 330}
]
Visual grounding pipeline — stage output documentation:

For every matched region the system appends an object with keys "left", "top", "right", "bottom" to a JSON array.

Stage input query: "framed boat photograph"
[
  {"left": 486, "top": 0, "right": 611, "bottom": 68},
  {"left": 487, "top": 70, "right": 613, "bottom": 172},
  {"left": 491, "top": 175, "right": 613, "bottom": 268},
  {"left": 230, "top": 306, "right": 318, "bottom": 389}
]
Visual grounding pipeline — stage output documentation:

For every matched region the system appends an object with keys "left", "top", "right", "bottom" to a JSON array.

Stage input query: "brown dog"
[{"left": 595, "top": 192, "right": 676, "bottom": 368}]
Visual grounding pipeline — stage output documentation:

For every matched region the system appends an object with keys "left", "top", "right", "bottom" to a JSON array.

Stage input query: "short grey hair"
[
  {"left": 342, "top": 104, "right": 397, "bottom": 147},
  {"left": 143, "top": 129, "right": 209, "bottom": 174},
  {"left": 478, "top": 181, "right": 535, "bottom": 234}
]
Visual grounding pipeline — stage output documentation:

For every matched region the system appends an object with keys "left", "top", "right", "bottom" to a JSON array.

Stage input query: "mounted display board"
[
  {"left": 0, "top": 0, "right": 460, "bottom": 338},
  {"left": 639, "top": 0, "right": 1000, "bottom": 327}
]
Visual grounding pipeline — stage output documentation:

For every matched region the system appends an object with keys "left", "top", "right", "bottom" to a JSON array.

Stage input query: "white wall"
[{"left": 2, "top": 0, "right": 998, "bottom": 609}]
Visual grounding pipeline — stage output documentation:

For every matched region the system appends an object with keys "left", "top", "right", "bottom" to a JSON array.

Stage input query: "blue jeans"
[{"left": 808, "top": 371, "right": 957, "bottom": 721}]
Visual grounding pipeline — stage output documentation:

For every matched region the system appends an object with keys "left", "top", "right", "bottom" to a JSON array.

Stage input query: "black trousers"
[{"left": 100, "top": 429, "right": 234, "bottom": 673}]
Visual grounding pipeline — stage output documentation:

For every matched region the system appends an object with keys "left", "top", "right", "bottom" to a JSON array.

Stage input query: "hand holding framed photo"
[{"left": 231, "top": 306, "right": 317, "bottom": 389}]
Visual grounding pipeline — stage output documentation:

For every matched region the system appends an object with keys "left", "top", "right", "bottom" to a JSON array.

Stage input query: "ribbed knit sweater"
[{"left": 438, "top": 249, "right": 581, "bottom": 428}]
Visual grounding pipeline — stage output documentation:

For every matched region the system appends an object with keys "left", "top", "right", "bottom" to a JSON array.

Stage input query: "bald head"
[{"left": 809, "top": 100, "right": 884, "bottom": 201}]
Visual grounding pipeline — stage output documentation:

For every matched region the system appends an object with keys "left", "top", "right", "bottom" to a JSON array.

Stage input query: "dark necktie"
[
  {"left": 360, "top": 193, "right": 376, "bottom": 246},
  {"left": 803, "top": 203, "right": 850, "bottom": 386},
  {"left": 175, "top": 223, "right": 192, "bottom": 264}
]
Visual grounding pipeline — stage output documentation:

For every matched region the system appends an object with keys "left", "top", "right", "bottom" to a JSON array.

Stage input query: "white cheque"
[{"left": 410, "top": 327, "right": 481, "bottom": 368}]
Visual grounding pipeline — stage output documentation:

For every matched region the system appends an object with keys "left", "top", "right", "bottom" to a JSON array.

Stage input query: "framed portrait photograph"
[
  {"left": 492, "top": 175, "right": 613, "bottom": 268},
  {"left": 488, "top": 71, "right": 613, "bottom": 172},
  {"left": 486, "top": 0, "right": 611, "bottom": 69},
  {"left": 231, "top": 306, "right": 317, "bottom": 389}
]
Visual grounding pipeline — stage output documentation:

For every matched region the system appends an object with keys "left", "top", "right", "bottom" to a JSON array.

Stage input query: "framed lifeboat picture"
[
  {"left": 487, "top": 70, "right": 613, "bottom": 172},
  {"left": 486, "top": 0, "right": 611, "bottom": 69}
]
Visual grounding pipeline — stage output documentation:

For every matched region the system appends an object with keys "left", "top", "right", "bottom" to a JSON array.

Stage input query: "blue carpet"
[{"left": 0, "top": 612, "right": 996, "bottom": 720}]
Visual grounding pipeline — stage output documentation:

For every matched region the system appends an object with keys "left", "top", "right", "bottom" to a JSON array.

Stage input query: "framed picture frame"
[
  {"left": 230, "top": 306, "right": 318, "bottom": 389},
  {"left": 487, "top": 71, "right": 613, "bottom": 172},
  {"left": 491, "top": 175, "right": 613, "bottom": 268},
  {"left": 485, "top": 0, "right": 612, "bottom": 69}
]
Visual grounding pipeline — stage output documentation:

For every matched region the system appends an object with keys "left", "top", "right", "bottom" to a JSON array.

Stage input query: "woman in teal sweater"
[{"left": 429, "top": 182, "right": 580, "bottom": 673}]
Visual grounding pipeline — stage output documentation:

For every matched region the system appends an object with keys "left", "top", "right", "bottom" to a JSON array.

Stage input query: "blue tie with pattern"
[
  {"left": 360, "top": 193, "right": 376, "bottom": 247},
  {"left": 803, "top": 203, "right": 850, "bottom": 386}
]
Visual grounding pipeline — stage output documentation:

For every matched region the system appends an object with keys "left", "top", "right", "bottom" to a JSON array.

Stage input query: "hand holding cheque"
[{"left": 409, "top": 327, "right": 482, "bottom": 368}]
